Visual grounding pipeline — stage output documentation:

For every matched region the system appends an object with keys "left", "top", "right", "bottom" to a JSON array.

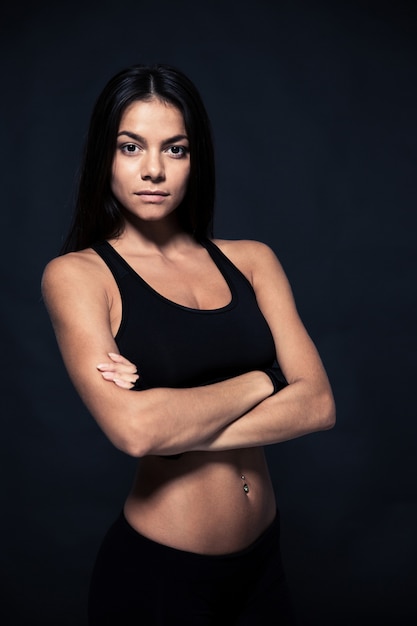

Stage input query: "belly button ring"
[{"left": 241, "top": 474, "right": 249, "bottom": 494}]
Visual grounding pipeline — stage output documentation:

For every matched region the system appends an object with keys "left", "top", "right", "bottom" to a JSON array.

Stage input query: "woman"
[{"left": 42, "top": 63, "right": 336, "bottom": 625}]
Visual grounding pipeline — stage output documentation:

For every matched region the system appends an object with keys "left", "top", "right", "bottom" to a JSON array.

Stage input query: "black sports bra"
[{"left": 91, "top": 239, "right": 278, "bottom": 392}]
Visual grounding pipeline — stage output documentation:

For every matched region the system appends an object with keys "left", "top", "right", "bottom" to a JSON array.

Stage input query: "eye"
[
  {"left": 120, "top": 143, "right": 140, "bottom": 154},
  {"left": 167, "top": 145, "right": 189, "bottom": 158}
]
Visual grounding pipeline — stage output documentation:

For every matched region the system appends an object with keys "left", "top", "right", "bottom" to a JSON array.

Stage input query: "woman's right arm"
[{"left": 41, "top": 254, "right": 273, "bottom": 457}]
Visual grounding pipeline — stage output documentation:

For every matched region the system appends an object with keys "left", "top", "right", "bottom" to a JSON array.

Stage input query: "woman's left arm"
[{"left": 192, "top": 239, "right": 336, "bottom": 451}]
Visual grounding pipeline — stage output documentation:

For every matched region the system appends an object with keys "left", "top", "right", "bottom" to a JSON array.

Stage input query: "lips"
[
  {"left": 134, "top": 190, "right": 170, "bottom": 204},
  {"left": 135, "top": 190, "right": 169, "bottom": 196}
]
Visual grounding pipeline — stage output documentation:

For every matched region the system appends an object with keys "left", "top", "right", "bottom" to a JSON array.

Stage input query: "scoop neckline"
[{"left": 101, "top": 239, "right": 238, "bottom": 314}]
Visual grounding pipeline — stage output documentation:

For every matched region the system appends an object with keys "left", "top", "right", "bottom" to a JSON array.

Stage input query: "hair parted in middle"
[{"left": 62, "top": 63, "right": 216, "bottom": 253}]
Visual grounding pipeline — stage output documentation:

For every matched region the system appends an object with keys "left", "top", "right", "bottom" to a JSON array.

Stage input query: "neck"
[{"left": 111, "top": 214, "right": 195, "bottom": 255}]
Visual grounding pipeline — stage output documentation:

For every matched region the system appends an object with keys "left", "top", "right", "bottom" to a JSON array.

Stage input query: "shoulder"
[
  {"left": 212, "top": 238, "right": 271, "bottom": 254},
  {"left": 211, "top": 238, "right": 285, "bottom": 285},
  {"left": 41, "top": 248, "right": 110, "bottom": 310},
  {"left": 42, "top": 249, "right": 104, "bottom": 288}
]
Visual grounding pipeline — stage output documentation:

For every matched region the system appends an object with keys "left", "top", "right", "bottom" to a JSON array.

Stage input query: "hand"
[{"left": 97, "top": 353, "right": 139, "bottom": 389}]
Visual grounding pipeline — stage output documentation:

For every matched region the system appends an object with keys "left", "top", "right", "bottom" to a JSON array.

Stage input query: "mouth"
[
  {"left": 134, "top": 190, "right": 170, "bottom": 204},
  {"left": 135, "top": 190, "right": 169, "bottom": 196}
]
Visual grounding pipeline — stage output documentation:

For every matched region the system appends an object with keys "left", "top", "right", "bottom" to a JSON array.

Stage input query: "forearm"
[
  {"left": 191, "top": 379, "right": 336, "bottom": 452},
  {"left": 89, "top": 370, "right": 274, "bottom": 457}
]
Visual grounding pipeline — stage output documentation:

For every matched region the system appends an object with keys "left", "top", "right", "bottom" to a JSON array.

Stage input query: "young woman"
[{"left": 42, "top": 63, "right": 336, "bottom": 625}]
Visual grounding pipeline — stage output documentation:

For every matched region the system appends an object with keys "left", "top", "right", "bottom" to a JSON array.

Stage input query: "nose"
[{"left": 141, "top": 149, "right": 165, "bottom": 182}]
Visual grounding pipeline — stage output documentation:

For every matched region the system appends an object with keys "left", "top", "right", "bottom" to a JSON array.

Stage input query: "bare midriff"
[{"left": 123, "top": 446, "right": 276, "bottom": 555}]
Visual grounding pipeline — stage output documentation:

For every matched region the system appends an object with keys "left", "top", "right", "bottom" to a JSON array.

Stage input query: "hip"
[{"left": 88, "top": 506, "right": 295, "bottom": 625}]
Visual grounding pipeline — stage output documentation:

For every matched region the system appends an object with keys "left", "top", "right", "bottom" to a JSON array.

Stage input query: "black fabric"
[
  {"left": 264, "top": 362, "right": 289, "bottom": 395},
  {"left": 88, "top": 510, "right": 296, "bottom": 625},
  {"left": 91, "top": 238, "right": 286, "bottom": 391}
]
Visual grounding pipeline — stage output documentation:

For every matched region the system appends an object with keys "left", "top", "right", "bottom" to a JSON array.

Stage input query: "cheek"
[{"left": 171, "top": 162, "right": 190, "bottom": 197}]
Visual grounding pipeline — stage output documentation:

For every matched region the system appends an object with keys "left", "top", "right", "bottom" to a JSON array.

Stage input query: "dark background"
[{"left": 2, "top": 1, "right": 416, "bottom": 624}]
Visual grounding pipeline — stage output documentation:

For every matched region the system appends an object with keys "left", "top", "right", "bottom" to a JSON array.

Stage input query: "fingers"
[
  {"left": 97, "top": 353, "right": 137, "bottom": 374},
  {"left": 98, "top": 370, "right": 139, "bottom": 389},
  {"left": 113, "top": 377, "right": 136, "bottom": 389},
  {"left": 96, "top": 364, "right": 139, "bottom": 380},
  {"left": 97, "top": 353, "right": 139, "bottom": 389},
  {"left": 108, "top": 352, "right": 137, "bottom": 370}
]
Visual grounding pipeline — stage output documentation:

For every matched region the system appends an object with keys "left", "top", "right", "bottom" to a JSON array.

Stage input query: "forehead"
[{"left": 119, "top": 99, "right": 186, "bottom": 135}]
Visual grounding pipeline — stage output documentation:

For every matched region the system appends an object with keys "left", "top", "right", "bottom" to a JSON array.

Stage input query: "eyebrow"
[{"left": 117, "top": 131, "right": 189, "bottom": 144}]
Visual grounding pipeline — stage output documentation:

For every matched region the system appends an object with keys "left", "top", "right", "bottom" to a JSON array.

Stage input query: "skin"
[{"left": 42, "top": 98, "right": 336, "bottom": 555}]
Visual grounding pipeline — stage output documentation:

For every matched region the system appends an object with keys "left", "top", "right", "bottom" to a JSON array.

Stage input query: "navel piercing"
[{"left": 241, "top": 474, "right": 249, "bottom": 494}]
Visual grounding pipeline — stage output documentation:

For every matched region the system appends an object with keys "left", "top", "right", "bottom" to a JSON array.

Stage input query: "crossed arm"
[{"left": 41, "top": 241, "right": 335, "bottom": 457}]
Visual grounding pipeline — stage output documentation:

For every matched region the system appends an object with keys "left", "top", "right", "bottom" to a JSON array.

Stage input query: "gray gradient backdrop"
[{"left": 2, "top": 1, "right": 416, "bottom": 624}]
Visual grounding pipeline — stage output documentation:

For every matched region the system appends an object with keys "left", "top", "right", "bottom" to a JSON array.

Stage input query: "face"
[{"left": 111, "top": 98, "right": 190, "bottom": 226}]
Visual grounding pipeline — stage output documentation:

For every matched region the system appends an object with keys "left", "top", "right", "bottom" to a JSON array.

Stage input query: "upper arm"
[
  {"left": 41, "top": 253, "right": 138, "bottom": 450},
  {"left": 252, "top": 243, "right": 322, "bottom": 382},
  {"left": 219, "top": 240, "right": 331, "bottom": 389}
]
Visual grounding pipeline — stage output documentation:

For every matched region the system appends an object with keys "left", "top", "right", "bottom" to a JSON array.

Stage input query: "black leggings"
[{"left": 88, "top": 510, "right": 296, "bottom": 625}]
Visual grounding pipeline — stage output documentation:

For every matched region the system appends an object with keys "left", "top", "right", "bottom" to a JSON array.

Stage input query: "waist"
[
  {"left": 117, "top": 506, "right": 281, "bottom": 561},
  {"left": 124, "top": 448, "right": 276, "bottom": 555}
]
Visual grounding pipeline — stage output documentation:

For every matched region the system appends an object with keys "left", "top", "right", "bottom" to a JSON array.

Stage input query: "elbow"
[
  {"left": 116, "top": 439, "right": 147, "bottom": 458},
  {"left": 105, "top": 430, "right": 143, "bottom": 458},
  {"left": 101, "top": 396, "right": 173, "bottom": 458},
  {"left": 105, "top": 417, "right": 156, "bottom": 459},
  {"left": 113, "top": 435, "right": 152, "bottom": 458},
  {"left": 315, "top": 388, "right": 336, "bottom": 431},
  {"left": 86, "top": 391, "right": 160, "bottom": 458},
  {"left": 116, "top": 426, "right": 155, "bottom": 458}
]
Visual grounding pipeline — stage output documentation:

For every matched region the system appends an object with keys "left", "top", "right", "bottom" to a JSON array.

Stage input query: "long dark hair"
[{"left": 61, "top": 63, "right": 215, "bottom": 252}]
